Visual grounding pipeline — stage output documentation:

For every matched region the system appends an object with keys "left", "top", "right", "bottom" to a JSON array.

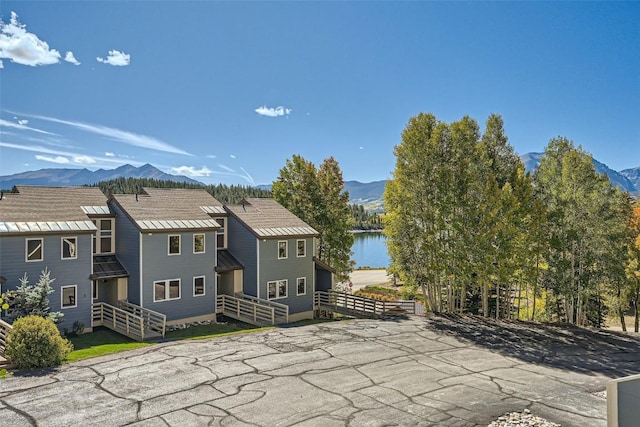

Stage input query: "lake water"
[{"left": 351, "top": 232, "right": 390, "bottom": 268}]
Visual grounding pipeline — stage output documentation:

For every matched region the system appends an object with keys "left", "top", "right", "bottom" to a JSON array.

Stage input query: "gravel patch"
[{"left": 488, "top": 409, "right": 561, "bottom": 427}]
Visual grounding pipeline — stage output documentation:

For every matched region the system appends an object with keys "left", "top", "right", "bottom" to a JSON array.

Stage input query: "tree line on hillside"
[
  {"left": 350, "top": 204, "right": 383, "bottom": 230},
  {"left": 89, "top": 177, "right": 272, "bottom": 204},
  {"left": 385, "top": 112, "right": 640, "bottom": 330}
]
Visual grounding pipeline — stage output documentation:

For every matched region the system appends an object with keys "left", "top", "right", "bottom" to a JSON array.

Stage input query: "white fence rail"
[
  {"left": 314, "top": 291, "right": 420, "bottom": 317},
  {"left": 235, "top": 293, "right": 289, "bottom": 323},
  {"left": 217, "top": 295, "right": 277, "bottom": 326},
  {"left": 117, "top": 300, "right": 166, "bottom": 337}
]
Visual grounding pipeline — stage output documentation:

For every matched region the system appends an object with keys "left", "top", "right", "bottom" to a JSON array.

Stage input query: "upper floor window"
[
  {"left": 92, "top": 219, "right": 114, "bottom": 254},
  {"left": 169, "top": 235, "right": 181, "bottom": 255},
  {"left": 297, "top": 239, "right": 306, "bottom": 257},
  {"left": 61, "top": 237, "right": 77, "bottom": 260},
  {"left": 214, "top": 217, "right": 226, "bottom": 249},
  {"left": 193, "top": 234, "right": 205, "bottom": 254},
  {"left": 26, "top": 238, "right": 43, "bottom": 262},
  {"left": 278, "top": 241, "right": 288, "bottom": 259}
]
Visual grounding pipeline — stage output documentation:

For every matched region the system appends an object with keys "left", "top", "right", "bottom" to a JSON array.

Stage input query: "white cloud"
[
  {"left": 239, "top": 167, "right": 255, "bottom": 186},
  {"left": 19, "top": 113, "right": 191, "bottom": 155},
  {"left": 105, "top": 152, "right": 115, "bottom": 157},
  {"left": 0, "top": 118, "right": 58, "bottom": 135},
  {"left": 0, "top": 59, "right": 3, "bottom": 68},
  {"left": 73, "top": 155, "right": 96, "bottom": 164},
  {"left": 0, "top": 141, "right": 145, "bottom": 170},
  {"left": 229, "top": 154, "right": 236, "bottom": 159},
  {"left": 35, "top": 154, "right": 69, "bottom": 164},
  {"left": 359, "top": 146, "right": 364, "bottom": 150},
  {"left": 218, "top": 164, "right": 235, "bottom": 173},
  {"left": 0, "top": 12, "right": 62, "bottom": 66},
  {"left": 64, "top": 51, "right": 80, "bottom": 65},
  {"left": 206, "top": 154, "right": 216, "bottom": 159},
  {"left": 97, "top": 49, "right": 130, "bottom": 66},
  {"left": 254, "top": 105, "right": 292, "bottom": 117},
  {"left": 171, "top": 166, "right": 212, "bottom": 177}
]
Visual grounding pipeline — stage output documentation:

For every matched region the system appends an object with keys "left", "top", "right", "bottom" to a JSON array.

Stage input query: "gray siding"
[
  {"left": 257, "top": 237, "right": 315, "bottom": 314},
  {"left": 227, "top": 216, "right": 258, "bottom": 296},
  {"left": 0, "top": 233, "right": 93, "bottom": 330},
  {"left": 140, "top": 231, "right": 217, "bottom": 321},
  {"left": 111, "top": 202, "right": 141, "bottom": 305}
]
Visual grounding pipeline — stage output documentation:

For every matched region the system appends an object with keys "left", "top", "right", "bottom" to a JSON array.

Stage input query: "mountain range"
[
  {"left": 1, "top": 154, "right": 639, "bottom": 211},
  {"left": 0, "top": 163, "right": 202, "bottom": 189}
]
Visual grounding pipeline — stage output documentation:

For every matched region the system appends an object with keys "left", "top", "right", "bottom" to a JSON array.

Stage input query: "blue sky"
[{"left": 0, "top": 2, "right": 638, "bottom": 186}]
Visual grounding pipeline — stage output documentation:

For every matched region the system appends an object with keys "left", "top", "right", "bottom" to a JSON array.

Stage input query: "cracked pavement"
[{"left": 1, "top": 315, "right": 639, "bottom": 426}]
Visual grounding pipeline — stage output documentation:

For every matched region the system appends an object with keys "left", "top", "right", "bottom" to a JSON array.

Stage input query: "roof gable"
[
  {"left": 225, "top": 198, "right": 318, "bottom": 238},
  {"left": 109, "top": 188, "right": 222, "bottom": 231}
]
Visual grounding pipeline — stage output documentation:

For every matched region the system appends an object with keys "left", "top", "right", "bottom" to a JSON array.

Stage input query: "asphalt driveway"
[{"left": 1, "top": 315, "right": 639, "bottom": 426}]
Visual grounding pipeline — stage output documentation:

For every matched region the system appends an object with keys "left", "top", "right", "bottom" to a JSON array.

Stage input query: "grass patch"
[{"left": 66, "top": 328, "right": 151, "bottom": 363}]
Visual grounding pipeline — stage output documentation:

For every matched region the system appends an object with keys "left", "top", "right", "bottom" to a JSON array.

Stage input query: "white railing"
[
  {"left": 117, "top": 300, "right": 166, "bottom": 337},
  {"left": 93, "top": 302, "right": 145, "bottom": 341},
  {"left": 217, "top": 295, "right": 277, "bottom": 326},
  {"left": 235, "top": 293, "right": 289, "bottom": 323},
  {"left": 0, "top": 319, "right": 13, "bottom": 356},
  {"left": 314, "top": 291, "right": 418, "bottom": 317}
]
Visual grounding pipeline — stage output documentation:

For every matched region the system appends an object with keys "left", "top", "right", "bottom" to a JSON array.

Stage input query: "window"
[
  {"left": 297, "top": 239, "right": 306, "bottom": 257},
  {"left": 214, "top": 217, "right": 226, "bottom": 249},
  {"left": 61, "top": 285, "right": 77, "bottom": 308},
  {"left": 93, "top": 281, "right": 98, "bottom": 301},
  {"left": 61, "top": 237, "right": 77, "bottom": 259},
  {"left": 193, "top": 234, "right": 205, "bottom": 254},
  {"left": 193, "top": 276, "right": 205, "bottom": 296},
  {"left": 154, "top": 279, "right": 181, "bottom": 302},
  {"left": 26, "top": 238, "right": 43, "bottom": 262},
  {"left": 168, "top": 235, "right": 181, "bottom": 255},
  {"left": 267, "top": 279, "right": 287, "bottom": 300},
  {"left": 92, "top": 219, "right": 114, "bottom": 254},
  {"left": 297, "top": 277, "right": 306, "bottom": 296},
  {"left": 278, "top": 241, "right": 288, "bottom": 259}
]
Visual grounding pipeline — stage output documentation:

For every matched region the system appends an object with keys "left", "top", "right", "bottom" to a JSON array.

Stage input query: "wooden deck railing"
[
  {"left": 216, "top": 295, "right": 277, "bottom": 326},
  {"left": 0, "top": 318, "right": 13, "bottom": 356},
  {"left": 117, "top": 300, "right": 166, "bottom": 337},
  {"left": 235, "top": 293, "right": 289, "bottom": 323},
  {"left": 92, "top": 302, "right": 145, "bottom": 341},
  {"left": 314, "top": 291, "right": 418, "bottom": 317}
]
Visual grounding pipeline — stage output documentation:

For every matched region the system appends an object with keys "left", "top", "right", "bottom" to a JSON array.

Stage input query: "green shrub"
[{"left": 6, "top": 315, "right": 73, "bottom": 369}]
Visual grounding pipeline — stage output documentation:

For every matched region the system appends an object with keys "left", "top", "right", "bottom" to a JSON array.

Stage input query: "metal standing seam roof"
[
  {"left": 253, "top": 226, "right": 318, "bottom": 238},
  {"left": 81, "top": 206, "right": 111, "bottom": 215},
  {"left": 0, "top": 220, "right": 97, "bottom": 234},
  {"left": 215, "top": 249, "right": 245, "bottom": 272},
  {"left": 200, "top": 206, "right": 227, "bottom": 215},
  {"left": 135, "top": 219, "right": 220, "bottom": 231},
  {"left": 91, "top": 255, "right": 129, "bottom": 280}
]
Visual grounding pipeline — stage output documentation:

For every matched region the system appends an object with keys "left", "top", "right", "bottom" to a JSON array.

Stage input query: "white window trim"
[
  {"left": 296, "top": 239, "right": 306, "bottom": 258},
  {"left": 61, "top": 236, "right": 78, "bottom": 260},
  {"left": 214, "top": 217, "right": 227, "bottom": 249},
  {"left": 25, "top": 238, "right": 43, "bottom": 262},
  {"left": 61, "top": 285, "right": 77, "bottom": 309},
  {"left": 193, "top": 233, "right": 206, "bottom": 254},
  {"left": 168, "top": 235, "right": 181, "bottom": 256},
  {"left": 296, "top": 277, "right": 306, "bottom": 296},
  {"left": 278, "top": 240, "right": 288, "bottom": 260},
  {"left": 193, "top": 276, "right": 206, "bottom": 297},
  {"left": 153, "top": 278, "right": 181, "bottom": 302},
  {"left": 93, "top": 218, "right": 115, "bottom": 255},
  {"left": 267, "top": 279, "right": 288, "bottom": 300}
]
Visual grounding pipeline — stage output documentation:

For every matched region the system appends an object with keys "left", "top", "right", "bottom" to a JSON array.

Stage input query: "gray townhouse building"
[{"left": 0, "top": 186, "right": 335, "bottom": 339}]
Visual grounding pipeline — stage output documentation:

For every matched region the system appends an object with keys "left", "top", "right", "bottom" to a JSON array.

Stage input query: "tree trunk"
[
  {"left": 483, "top": 281, "right": 489, "bottom": 318},
  {"left": 619, "top": 308, "right": 627, "bottom": 332}
]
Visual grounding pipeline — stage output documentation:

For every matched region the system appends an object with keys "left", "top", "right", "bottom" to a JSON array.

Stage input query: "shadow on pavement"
[{"left": 423, "top": 313, "right": 640, "bottom": 378}]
